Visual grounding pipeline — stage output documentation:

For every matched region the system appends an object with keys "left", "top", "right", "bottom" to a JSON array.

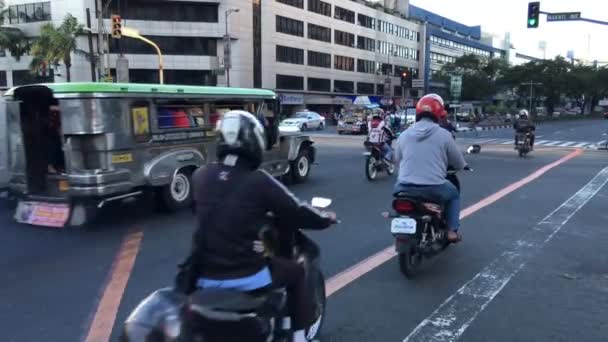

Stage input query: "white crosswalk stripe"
[
  {"left": 543, "top": 141, "right": 564, "bottom": 146},
  {"left": 456, "top": 138, "right": 606, "bottom": 149},
  {"left": 557, "top": 141, "right": 577, "bottom": 147}
]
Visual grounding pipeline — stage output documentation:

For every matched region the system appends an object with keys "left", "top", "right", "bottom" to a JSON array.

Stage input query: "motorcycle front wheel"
[{"left": 365, "top": 156, "right": 378, "bottom": 181}]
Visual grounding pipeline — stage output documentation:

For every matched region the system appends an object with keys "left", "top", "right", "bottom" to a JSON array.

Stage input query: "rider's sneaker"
[{"left": 447, "top": 230, "right": 462, "bottom": 243}]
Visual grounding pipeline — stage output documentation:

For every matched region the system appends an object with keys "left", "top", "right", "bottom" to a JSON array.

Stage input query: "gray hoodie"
[{"left": 394, "top": 118, "right": 466, "bottom": 185}]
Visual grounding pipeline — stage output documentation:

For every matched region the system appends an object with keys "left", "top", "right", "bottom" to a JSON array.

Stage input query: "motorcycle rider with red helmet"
[
  {"left": 393, "top": 94, "right": 467, "bottom": 242},
  {"left": 367, "top": 111, "right": 395, "bottom": 162}
]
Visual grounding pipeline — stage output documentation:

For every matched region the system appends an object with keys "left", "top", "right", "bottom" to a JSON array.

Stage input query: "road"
[{"left": 1, "top": 119, "right": 608, "bottom": 342}]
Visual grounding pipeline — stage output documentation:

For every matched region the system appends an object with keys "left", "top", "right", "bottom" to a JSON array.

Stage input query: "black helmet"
[{"left": 216, "top": 110, "right": 266, "bottom": 169}]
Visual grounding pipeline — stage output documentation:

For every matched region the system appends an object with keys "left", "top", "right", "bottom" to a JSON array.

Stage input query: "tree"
[
  {"left": 29, "top": 14, "right": 87, "bottom": 82},
  {"left": 0, "top": 1, "right": 29, "bottom": 61}
]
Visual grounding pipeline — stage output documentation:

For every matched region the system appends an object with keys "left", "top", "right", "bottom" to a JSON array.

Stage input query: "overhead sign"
[
  {"left": 412, "top": 79, "right": 425, "bottom": 88},
  {"left": 279, "top": 93, "right": 304, "bottom": 105},
  {"left": 547, "top": 12, "right": 581, "bottom": 22}
]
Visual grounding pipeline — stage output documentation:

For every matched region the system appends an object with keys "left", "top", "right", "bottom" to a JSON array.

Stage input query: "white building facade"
[{"left": 0, "top": 0, "right": 425, "bottom": 112}]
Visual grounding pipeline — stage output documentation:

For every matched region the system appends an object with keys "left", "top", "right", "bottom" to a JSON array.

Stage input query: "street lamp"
[
  {"left": 122, "top": 27, "right": 164, "bottom": 84},
  {"left": 224, "top": 8, "right": 240, "bottom": 87}
]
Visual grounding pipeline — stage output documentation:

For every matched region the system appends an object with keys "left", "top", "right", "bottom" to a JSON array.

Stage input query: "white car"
[{"left": 280, "top": 111, "right": 325, "bottom": 130}]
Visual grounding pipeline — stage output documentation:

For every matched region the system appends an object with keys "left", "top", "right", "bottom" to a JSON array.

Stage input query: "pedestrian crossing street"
[{"left": 457, "top": 138, "right": 608, "bottom": 149}]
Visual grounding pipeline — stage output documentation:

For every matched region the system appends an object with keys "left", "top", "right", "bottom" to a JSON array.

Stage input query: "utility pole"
[
  {"left": 96, "top": 0, "right": 105, "bottom": 80},
  {"left": 521, "top": 81, "right": 542, "bottom": 115},
  {"left": 224, "top": 8, "right": 239, "bottom": 87}
]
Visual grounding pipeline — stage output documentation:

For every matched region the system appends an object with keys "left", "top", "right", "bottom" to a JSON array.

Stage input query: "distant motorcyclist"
[
  {"left": 513, "top": 109, "right": 536, "bottom": 149},
  {"left": 393, "top": 94, "right": 467, "bottom": 242},
  {"left": 367, "top": 112, "right": 396, "bottom": 162},
  {"left": 186, "top": 110, "right": 336, "bottom": 342}
]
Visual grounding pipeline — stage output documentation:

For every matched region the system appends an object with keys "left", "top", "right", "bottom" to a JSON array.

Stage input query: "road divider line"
[
  {"left": 325, "top": 148, "right": 583, "bottom": 297},
  {"left": 83, "top": 228, "right": 144, "bottom": 342},
  {"left": 403, "top": 165, "right": 608, "bottom": 342}
]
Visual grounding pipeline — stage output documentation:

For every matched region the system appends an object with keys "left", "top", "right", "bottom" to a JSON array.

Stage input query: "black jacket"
[
  {"left": 191, "top": 158, "right": 332, "bottom": 279},
  {"left": 514, "top": 119, "right": 535, "bottom": 132}
]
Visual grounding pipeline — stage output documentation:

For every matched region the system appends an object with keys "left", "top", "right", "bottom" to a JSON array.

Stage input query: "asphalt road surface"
[{"left": 1, "top": 119, "right": 608, "bottom": 342}]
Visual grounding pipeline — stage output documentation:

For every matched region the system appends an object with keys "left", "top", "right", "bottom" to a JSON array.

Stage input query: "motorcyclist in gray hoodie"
[{"left": 393, "top": 94, "right": 467, "bottom": 242}]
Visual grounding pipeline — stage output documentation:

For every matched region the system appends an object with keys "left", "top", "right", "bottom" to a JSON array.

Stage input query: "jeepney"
[
  {"left": 4, "top": 82, "right": 316, "bottom": 227},
  {"left": 337, "top": 105, "right": 384, "bottom": 135}
]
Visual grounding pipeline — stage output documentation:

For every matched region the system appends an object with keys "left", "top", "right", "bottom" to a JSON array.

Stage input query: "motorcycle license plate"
[{"left": 391, "top": 218, "right": 417, "bottom": 234}]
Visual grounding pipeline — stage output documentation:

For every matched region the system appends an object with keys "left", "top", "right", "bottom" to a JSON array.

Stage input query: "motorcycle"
[
  {"left": 515, "top": 132, "right": 532, "bottom": 158},
  {"left": 386, "top": 167, "right": 471, "bottom": 278},
  {"left": 121, "top": 197, "right": 335, "bottom": 342},
  {"left": 363, "top": 140, "right": 395, "bottom": 181}
]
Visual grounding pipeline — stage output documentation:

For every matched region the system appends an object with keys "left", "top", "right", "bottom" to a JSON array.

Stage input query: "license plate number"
[{"left": 391, "top": 217, "right": 417, "bottom": 234}]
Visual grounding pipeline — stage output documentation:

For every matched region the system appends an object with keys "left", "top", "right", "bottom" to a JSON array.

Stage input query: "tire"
[
  {"left": 398, "top": 241, "right": 422, "bottom": 278},
  {"left": 157, "top": 169, "right": 193, "bottom": 212},
  {"left": 338, "top": 130, "right": 344, "bottom": 135},
  {"left": 305, "top": 271, "right": 326, "bottom": 341},
  {"left": 365, "top": 156, "right": 377, "bottom": 181},
  {"left": 386, "top": 160, "right": 395, "bottom": 175},
  {"left": 318, "top": 122, "right": 324, "bottom": 130},
  {"left": 301, "top": 123, "right": 308, "bottom": 131},
  {"left": 291, "top": 148, "right": 311, "bottom": 183}
]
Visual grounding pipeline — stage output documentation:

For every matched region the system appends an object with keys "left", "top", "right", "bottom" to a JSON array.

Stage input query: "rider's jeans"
[
  {"left": 393, "top": 181, "right": 461, "bottom": 231},
  {"left": 381, "top": 143, "right": 393, "bottom": 161}
]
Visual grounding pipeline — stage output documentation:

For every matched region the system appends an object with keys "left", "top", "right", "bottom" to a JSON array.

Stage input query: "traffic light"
[
  {"left": 111, "top": 14, "right": 122, "bottom": 38},
  {"left": 527, "top": 2, "right": 540, "bottom": 28},
  {"left": 401, "top": 71, "right": 412, "bottom": 88}
]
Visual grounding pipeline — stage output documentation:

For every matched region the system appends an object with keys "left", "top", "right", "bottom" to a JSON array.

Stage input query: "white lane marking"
[
  {"left": 573, "top": 142, "right": 590, "bottom": 148},
  {"left": 473, "top": 139, "right": 499, "bottom": 144},
  {"left": 543, "top": 141, "right": 564, "bottom": 146},
  {"left": 499, "top": 140, "right": 513, "bottom": 145},
  {"left": 557, "top": 141, "right": 577, "bottom": 147},
  {"left": 403, "top": 166, "right": 608, "bottom": 342},
  {"left": 534, "top": 140, "right": 549, "bottom": 144}
]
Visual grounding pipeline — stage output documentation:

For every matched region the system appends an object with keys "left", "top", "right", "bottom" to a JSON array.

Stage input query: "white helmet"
[
  {"left": 519, "top": 109, "right": 529, "bottom": 117},
  {"left": 216, "top": 110, "right": 266, "bottom": 168}
]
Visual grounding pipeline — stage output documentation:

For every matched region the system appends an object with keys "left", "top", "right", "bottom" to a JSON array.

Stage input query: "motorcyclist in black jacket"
[
  {"left": 189, "top": 110, "right": 336, "bottom": 342},
  {"left": 514, "top": 109, "right": 536, "bottom": 149}
]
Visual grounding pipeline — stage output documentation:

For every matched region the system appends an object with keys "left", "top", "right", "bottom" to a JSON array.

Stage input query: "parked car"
[{"left": 280, "top": 111, "right": 325, "bottom": 130}]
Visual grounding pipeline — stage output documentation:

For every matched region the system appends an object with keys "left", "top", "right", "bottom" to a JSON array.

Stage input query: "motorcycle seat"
[{"left": 187, "top": 288, "right": 287, "bottom": 321}]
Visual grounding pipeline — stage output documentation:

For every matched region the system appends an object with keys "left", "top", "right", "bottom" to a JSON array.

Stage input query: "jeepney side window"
[{"left": 131, "top": 102, "right": 151, "bottom": 143}]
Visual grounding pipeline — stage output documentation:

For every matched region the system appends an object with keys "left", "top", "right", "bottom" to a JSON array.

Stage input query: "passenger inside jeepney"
[{"left": 47, "top": 100, "right": 65, "bottom": 174}]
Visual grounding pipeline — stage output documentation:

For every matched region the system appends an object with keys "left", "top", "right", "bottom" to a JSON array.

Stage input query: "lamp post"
[
  {"left": 122, "top": 27, "right": 164, "bottom": 84},
  {"left": 224, "top": 8, "right": 239, "bottom": 87}
]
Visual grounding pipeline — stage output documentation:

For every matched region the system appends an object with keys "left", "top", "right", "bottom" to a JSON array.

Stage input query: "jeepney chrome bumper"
[
  {"left": 67, "top": 169, "right": 131, "bottom": 185},
  {"left": 69, "top": 181, "right": 135, "bottom": 197}
]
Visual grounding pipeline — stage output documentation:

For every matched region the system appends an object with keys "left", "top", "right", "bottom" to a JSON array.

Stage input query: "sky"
[{"left": 409, "top": 0, "right": 608, "bottom": 62}]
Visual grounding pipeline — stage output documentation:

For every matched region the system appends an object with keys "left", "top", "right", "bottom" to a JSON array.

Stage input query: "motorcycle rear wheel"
[
  {"left": 398, "top": 242, "right": 422, "bottom": 278},
  {"left": 304, "top": 271, "right": 326, "bottom": 341}
]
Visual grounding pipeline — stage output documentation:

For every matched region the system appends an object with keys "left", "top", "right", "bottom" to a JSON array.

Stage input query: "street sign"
[
  {"left": 412, "top": 79, "right": 425, "bottom": 88},
  {"left": 223, "top": 35, "right": 232, "bottom": 69},
  {"left": 450, "top": 75, "right": 462, "bottom": 100},
  {"left": 547, "top": 12, "right": 581, "bottom": 22}
]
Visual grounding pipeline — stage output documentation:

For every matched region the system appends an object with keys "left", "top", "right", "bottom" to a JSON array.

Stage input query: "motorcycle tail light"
[{"left": 393, "top": 199, "right": 415, "bottom": 213}]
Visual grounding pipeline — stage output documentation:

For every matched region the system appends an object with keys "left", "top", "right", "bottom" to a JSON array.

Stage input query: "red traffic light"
[{"left": 402, "top": 72, "right": 408, "bottom": 77}]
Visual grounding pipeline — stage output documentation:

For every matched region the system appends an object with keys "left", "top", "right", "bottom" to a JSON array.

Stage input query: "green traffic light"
[{"left": 528, "top": 19, "right": 537, "bottom": 26}]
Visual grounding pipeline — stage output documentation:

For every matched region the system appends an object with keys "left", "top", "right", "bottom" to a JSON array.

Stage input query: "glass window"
[
  {"left": 357, "top": 13, "right": 375, "bottom": 29},
  {"left": 334, "top": 80, "right": 354, "bottom": 93},
  {"left": 276, "top": 45, "right": 304, "bottom": 64},
  {"left": 334, "top": 6, "right": 354, "bottom": 23},
  {"left": 276, "top": 15, "right": 304, "bottom": 37},
  {"left": 276, "top": 74, "right": 304, "bottom": 90},
  {"left": 357, "top": 59, "right": 376, "bottom": 74},
  {"left": 394, "top": 85, "right": 403, "bottom": 97},
  {"left": 376, "top": 84, "right": 384, "bottom": 95},
  {"left": 308, "top": 23, "right": 331, "bottom": 43},
  {"left": 356, "top": 36, "right": 375, "bottom": 52},
  {"left": 277, "top": 0, "right": 304, "bottom": 9},
  {"left": 110, "top": 36, "right": 216, "bottom": 56},
  {"left": 335, "top": 30, "right": 354, "bottom": 47},
  {"left": 308, "top": 50, "right": 331, "bottom": 68},
  {"left": 334, "top": 55, "right": 354, "bottom": 71},
  {"left": 103, "top": 0, "right": 217, "bottom": 22},
  {"left": 308, "top": 0, "right": 331, "bottom": 17},
  {"left": 308, "top": 77, "right": 331, "bottom": 92},
  {"left": 357, "top": 82, "right": 374, "bottom": 95}
]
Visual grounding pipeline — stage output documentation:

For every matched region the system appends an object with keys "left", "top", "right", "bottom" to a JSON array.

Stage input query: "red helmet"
[{"left": 415, "top": 94, "right": 446, "bottom": 122}]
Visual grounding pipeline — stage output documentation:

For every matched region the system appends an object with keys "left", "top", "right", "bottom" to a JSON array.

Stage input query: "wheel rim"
[
  {"left": 367, "top": 158, "right": 377, "bottom": 179},
  {"left": 387, "top": 162, "right": 395, "bottom": 174},
  {"left": 298, "top": 156, "right": 309, "bottom": 177},
  {"left": 306, "top": 310, "right": 323, "bottom": 340},
  {"left": 171, "top": 173, "right": 190, "bottom": 202}
]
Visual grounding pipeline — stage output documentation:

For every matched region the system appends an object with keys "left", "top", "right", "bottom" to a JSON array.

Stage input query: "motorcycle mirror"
[{"left": 311, "top": 197, "right": 332, "bottom": 209}]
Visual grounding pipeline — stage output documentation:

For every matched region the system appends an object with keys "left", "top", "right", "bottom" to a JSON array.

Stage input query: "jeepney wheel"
[
  {"left": 291, "top": 148, "right": 311, "bottom": 183},
  {"left": 158, "top": 169, "right": 193, "bottom": 212}
]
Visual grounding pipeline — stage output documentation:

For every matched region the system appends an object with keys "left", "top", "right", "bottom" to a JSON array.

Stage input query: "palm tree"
[{"left": 29, "top": 14, "right": 88, "bottom": 82}]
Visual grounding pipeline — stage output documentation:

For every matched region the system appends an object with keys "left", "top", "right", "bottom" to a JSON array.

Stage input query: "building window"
[
  {"left": 376, "top": 84, "right": 384, "bottom": 95},
  {"left": 356, "top": 36, "right": 375, "bottom": 52},
  {"left": 334, "top": 55, "right": 354, "bottom": 71},
  {"left": 0, "top": 71, "right": 7, "bottom": 87},
  {"left": 379, "top": 63, "right": 392, "bottom": 75},
  {"left": 335, "top": 30, "right": 354, "bottom": 48},
  {"left": 110, "top": 36, "right": 216, "bottom": 55},
  {"left": 276, "top": 45, "right": 304, "bottom": 64},
  {"left": 357, "top": 82, "right": 374, "bottom": 95},
  {"left": 308, "top": 50, "right": 331, "bottom": 68},
  {"left": 9, "top": 2, "right": 51, "bottom": 24},
  {"left": 276, "top": 15, "right": 304, "bottom": 37},
  {"left": 276, "top": 74, "right": 304, "bottom": 90},
  {"left": 103, "top": 0, "right": 218, "bottom": 22},
  {"left": 357, "top": 13, "right": 375, "bottom": 29},
  {"left": 334, "top": 80, "right": 354, "bottom": 93},
  {"left": 334, "top": 6, "right": 354, "bottom": 23},
  {"left": 308, "top": 0, "right": 331, "bottom": 17},
  {"left": 308, "top": 23, "right": 331, "bottom": 43},
  {"left": 277, "top": 0, "right": 304, "bottom": 9},
  {"left": 357, "top": 59, "right": 376, "bottom": 74},
  {"left": 377, "top": 20, "right": 393, "bottom": 34},
  {"left": 13, "top": 69, "right": 54, "bottom": 86},
  {"left": 308, "top": 77, "right": 331, "bottom": 92},
  {"left": 394, "top": 85, "right": 403, "bottom": 97}
]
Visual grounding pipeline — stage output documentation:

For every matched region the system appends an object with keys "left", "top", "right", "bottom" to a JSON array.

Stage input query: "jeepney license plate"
[
  {"left": 112, "top": 153, "right": 133, "bottom": 163},
  {"left": 14, "top": 201, "right": 71, "bottom": 228},
  {"left": 391, "top": 217, "right": 417, "bottom": 234}
]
